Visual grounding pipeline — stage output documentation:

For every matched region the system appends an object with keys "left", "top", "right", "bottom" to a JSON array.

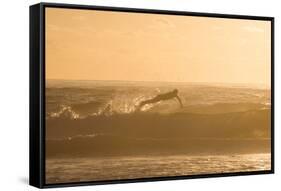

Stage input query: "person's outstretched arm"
[{"left": 175, "top": 95, "right": 183, "bottom": 108}]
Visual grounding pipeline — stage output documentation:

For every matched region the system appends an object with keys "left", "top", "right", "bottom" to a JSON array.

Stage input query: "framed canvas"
[{"left": 29, "top": 2, "right": 274, "bottom": 188}]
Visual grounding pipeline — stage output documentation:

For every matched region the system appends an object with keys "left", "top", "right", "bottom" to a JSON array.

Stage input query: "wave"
[
  {"left": 47, "top": 102, "right": 138, "bottom": 120},
  {"left": 46, "top": 109, "right": 271, "bottom": 157},
  {"left": 47, "top": 101, "right": 270, "bottom": 120},
  {"left": 45, "top": 82, "right": 271, "bottom": 158},
  {"left": 46, "top": 83, "right": 271, "bottom": 120},
  {"left": 48, "top": 105, "right": 81, "bottom": 119},
  {"left": 46, "top": 94, "right": 173, "bottom": 119}
]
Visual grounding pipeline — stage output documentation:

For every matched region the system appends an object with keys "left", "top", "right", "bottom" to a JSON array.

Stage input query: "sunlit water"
[{"left": 46, "top": 153, "right": 270, "bottom": 184}]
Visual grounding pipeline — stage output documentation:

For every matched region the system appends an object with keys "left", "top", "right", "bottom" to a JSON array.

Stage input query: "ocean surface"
[
  {"left": 46, "top": 154, "right": 271, "bottom": 184},
  {"left": 45, "top": 80, "right": 271, "bottom": 183},
  {"left": 46, "top": 80, "right": 270, "bottom": 119}
]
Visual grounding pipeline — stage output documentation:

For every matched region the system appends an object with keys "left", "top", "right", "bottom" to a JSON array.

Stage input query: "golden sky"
[{"left": 46, "top": 8, "right": 271, "bottom": 86}]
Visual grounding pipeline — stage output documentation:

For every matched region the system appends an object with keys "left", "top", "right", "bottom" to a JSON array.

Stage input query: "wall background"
[{"left": 0, "top": 0, "right": 279, "bottom": 190}]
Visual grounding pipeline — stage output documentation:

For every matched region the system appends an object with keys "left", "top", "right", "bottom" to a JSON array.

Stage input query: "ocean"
[
  {"left": 45, "top": 80, "right": 271, "bottom": 183},
  {"left": 46, "top": 154, "right": 270, "bottom": 184}
]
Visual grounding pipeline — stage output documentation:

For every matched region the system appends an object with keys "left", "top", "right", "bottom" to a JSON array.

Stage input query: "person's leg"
[{"left": 139, "top": 96, "right": 160, "bottom": 108}]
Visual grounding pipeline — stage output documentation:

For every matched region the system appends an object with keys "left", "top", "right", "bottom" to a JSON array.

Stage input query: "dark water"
[{"left": 45, "top": 80, "right": 271, "bottom": 183}]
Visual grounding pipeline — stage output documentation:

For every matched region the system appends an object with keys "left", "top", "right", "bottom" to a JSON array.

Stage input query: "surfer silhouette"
[{"left": 137, "top": 89, "right": 183, "bottom": 111}]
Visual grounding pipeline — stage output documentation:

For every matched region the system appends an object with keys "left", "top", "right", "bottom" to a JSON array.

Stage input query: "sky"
[{"left": 46, "top": 8, "right": 271, "bottom": 86}]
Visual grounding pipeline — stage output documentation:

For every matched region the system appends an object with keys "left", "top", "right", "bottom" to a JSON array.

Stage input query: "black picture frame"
[{"left": 30, "top": 2, "right": 275, "bottom": 189}]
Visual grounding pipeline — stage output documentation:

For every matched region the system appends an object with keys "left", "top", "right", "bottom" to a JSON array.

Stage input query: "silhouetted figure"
[{"left": 137, "top": 89, "right": 183, "bottom": 110}]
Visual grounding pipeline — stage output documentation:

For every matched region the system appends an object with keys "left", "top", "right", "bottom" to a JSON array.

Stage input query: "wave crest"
[
  {"left": 47, "top": 95, "right": 170, "bottom": 120},
  {"left": 48, "top": 105, "right": 81, "bottom": 119}
]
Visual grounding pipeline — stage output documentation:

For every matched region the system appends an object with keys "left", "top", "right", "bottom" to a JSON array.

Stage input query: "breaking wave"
[
  {"left": 46, "top": 81, "right": 271, "bottom": 120},
  {"left": 47, "top": 96, "right": 181, "bottom": 120},
  {"left": 45, "top": 80, "right": 271, "bottom": 158}
]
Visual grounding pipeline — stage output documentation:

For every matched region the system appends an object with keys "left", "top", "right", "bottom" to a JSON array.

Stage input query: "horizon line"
[{"left": 46, "top": 78, "right": 270, "bottom": 87}]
